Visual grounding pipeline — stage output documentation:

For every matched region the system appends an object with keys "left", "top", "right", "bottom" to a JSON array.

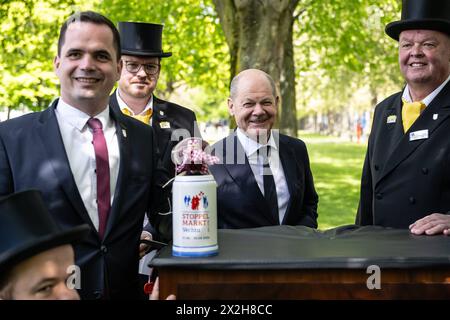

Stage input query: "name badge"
[
  {"left": 160, "top": 121, "right": 171, "bottom": 129},
  {"left": 386, "top": 115, "right": 397, "bottom": 124},
  {"left": 409, "top": 129, "right": 428, "bottom": 141}
]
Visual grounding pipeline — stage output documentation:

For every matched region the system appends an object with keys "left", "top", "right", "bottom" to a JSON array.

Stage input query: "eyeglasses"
[{"left": 124, "top": 61, "right": 160, "bottom": 75}]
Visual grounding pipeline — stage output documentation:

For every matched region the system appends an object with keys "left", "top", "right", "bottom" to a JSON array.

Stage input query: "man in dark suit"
[
  {"left": 357, "top": 0, "right": 450, "bottom": 235},
  {"left": 109, "top": 22, "right": 198, "bottom": 242},
  {"left": 210, "top": 69, "right": 318, "bottom": 229},
  {"left": 0, "top": 11, "right": 162, "bottom": 299}
]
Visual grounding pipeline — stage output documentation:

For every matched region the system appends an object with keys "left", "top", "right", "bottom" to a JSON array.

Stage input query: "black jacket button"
[{"left": 93, "top": 291, "right": 103, "bottom": 299}]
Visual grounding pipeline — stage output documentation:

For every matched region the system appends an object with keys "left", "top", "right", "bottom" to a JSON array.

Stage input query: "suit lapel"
[
  {"left": 109, "top": 90, "right": 120, "bottom": 111},
  {"left": 222, "top": 133, "right": 277, "bottom": 224},
  {"left": 104, "top": 107, "right": 130, "bottom": 238},
  {"left": 385, "top": 95, "right": 405, "bottom": 158},
  {"left": 277, "top": 135, "right": 300, "bottom": 224},
  {"left": 371, "top": 95, "right": 404, "bottom": 184},
  {"left": 152, "top": 97, "right": 172, "bottom": 161},
  {"left": 377, "top": 87, "right": 450, "bottom": 185},
  {"left": 36, "top": 101, "right": 94, "bottom": 228}
]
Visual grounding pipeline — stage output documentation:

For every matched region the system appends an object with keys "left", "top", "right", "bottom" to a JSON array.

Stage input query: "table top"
[{"left": 149, "top": 225, "right": 450, "bottom": 270}]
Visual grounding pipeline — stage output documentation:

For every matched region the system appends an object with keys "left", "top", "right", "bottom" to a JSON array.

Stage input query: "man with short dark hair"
[
  {"left": 357, "top": 0, "right": 450, "bottom": 235},
  {"left": 0, "top": 11, "right": 161, "bottom": 299}
]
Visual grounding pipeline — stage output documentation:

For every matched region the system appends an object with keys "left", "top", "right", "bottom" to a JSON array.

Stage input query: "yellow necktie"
[
  {"left": 402, "top": 99, "right": 425, "bottom": 133},
  {"left": 121, "top": 108, "right": 152, "bottom": 125}
]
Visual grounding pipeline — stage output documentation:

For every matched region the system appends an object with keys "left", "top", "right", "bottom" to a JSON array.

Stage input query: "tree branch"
[{"left": 293, "top": 0, "right": 314, "bottom": 21}]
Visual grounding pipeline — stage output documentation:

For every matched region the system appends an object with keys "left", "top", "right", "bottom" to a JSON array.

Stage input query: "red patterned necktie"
[{"left": 87, "top": 118, "right": 111, "bottom": 239}]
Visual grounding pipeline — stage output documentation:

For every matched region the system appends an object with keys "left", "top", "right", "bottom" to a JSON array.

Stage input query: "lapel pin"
[
  {"left": 160, "top": 121, "right": 171, "bottom": 129},
  {"left": 386, "top": 115, "right": 397, "bottom": 124},
  {"left": 159, "top": 110, "right": 164, "bottom": 116},
  {"left": 433, "top": 113, "right": 438, "bottom": 120},
  {"left": 122, "top": 129, "right": 127, "bottom": 137}
]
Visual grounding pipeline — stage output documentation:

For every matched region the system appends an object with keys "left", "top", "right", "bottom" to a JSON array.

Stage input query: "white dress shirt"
[
  {"left": 236, "top": 128, "right": 290, "bottom": 224},
  {"left": 403, "top": 74, "right": 450, "bottom": 105},
  {"left": 55, "top": 99, "right": 120, "bottom": 231}
]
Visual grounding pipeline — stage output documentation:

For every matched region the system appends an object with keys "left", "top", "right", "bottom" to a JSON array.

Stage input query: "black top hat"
[
  {"left": 119, "top": 21, "right": 172, "bottom": 58},
  {"left": 0, "top": 190, "right": 89, "bottom": 274},
  {"left": 386, "top": 0, "right": 450, "bottom": 40}
]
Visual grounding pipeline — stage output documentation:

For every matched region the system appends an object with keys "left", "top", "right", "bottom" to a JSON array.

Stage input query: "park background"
[{"left": 0, "top": 0, "right": 404, "bottom": 229}]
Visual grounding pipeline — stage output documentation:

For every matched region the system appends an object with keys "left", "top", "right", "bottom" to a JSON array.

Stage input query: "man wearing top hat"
[
  {"left": 0, "top": 190, "right": 89, "bottom": 300},
  {"left": 356, "top": 0, "right": 450, "bottom": 235},
  {"left": 110, "top": 22, "right": 198, "bottom": 233}
]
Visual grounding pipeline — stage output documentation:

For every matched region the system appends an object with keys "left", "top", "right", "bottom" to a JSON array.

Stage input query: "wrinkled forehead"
[{"left": 237, "top": 76, "right": 274, "bottom": 97}]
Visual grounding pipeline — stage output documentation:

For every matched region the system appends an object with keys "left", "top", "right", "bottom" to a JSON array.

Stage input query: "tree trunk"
[
  {"left": 213, "top": 0, "right": 300, "bottom": 136},
  {"left": 279, "top": 21, "right": 297, "bottom": 137}
]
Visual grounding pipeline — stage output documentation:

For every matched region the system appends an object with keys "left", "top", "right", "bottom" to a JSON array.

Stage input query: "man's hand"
[
  {"left": 150, "top": 277, "right": 176, "bottom": 300},
  {"left": 409, "top": 213, "right": 450, "bottom": 235},
  {"left": 139, "top": 231, "right": 153, "bottom": 258}
]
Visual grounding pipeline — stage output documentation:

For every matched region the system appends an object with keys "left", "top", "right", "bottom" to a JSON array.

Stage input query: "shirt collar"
[
  {"left": 56, "top": 98, "right": 111, "bottom": 131},
  {"left": 402, "top": 73, "right": 450, "bottom": 106},
  {"left": 116, "top": 89, "right": 153, "bottom": 116},
  {"left": 236, "top": 128, "right": 278, "bottom": 157}
]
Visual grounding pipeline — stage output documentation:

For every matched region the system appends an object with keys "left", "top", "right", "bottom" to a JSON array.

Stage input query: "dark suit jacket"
[
  {"left": 0, "top": 99, "right": 158, "bottom": 299},
  {"left": 110, "top": 91, "right": 198, "bottom": 241},
  {"left": 356, "top": 83, "right": 450, "bottom": 228},
  {"left": 210, "top": 131, "right": 318, "bottom": 229},
  {"left": 110, "top": 91, "right": 197, "bottom": 183}
]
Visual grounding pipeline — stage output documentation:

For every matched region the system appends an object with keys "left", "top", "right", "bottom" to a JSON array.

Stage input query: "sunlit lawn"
[{"left": 299, "top": 132, "right": 367, "bottom": 230}]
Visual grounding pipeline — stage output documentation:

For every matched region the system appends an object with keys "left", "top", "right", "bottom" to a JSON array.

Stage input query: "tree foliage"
[
  {"left": 296, "top": 0, "right": 403, "bottom": 118},
  {"left": 98, "top": 0, "right": 230, "bottom": 120},
  {"left": 0, "top": 0, "right": 409, "bottom": 129},
  {"left": 0, "top": 0, "right": 92, "bottom": 113},
  {"left": 213, "top": 0, "right": 301, "bottom": 136}
]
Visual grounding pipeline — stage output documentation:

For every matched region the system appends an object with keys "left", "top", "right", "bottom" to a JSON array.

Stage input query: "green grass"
[{"left": 299, "top": 133, "right": 367, "bottom": 230}]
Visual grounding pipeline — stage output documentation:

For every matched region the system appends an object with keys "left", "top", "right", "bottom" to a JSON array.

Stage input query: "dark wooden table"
[{"left": 150, "top": 225, "right": 450, "bottom": 299}]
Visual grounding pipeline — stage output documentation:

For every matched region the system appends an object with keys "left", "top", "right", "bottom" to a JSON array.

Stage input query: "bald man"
[{"left": 210, "top": 69, "right": 318, "bottom": 229}]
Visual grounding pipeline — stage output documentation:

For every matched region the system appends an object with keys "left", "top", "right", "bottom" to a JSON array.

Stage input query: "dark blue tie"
[{"left": 259, "top": 146, "right": 279, "bottom": 224}]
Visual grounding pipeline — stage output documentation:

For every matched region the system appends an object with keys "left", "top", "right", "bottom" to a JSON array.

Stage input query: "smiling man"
[
  {"left": 109, "top": 22, "right": 198, "bottom": 243},
  {"left": 110, "top": 22, "right": 198, "bottom": 196},
  {"left": 356, "top": 0, "right": 450, "bottom": 235},
  {"left": 0, "top": 11, "right": 163, "bottom": 299},
  {"left": 210, "top": 69, "right": 318, "bottom": 229}
]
